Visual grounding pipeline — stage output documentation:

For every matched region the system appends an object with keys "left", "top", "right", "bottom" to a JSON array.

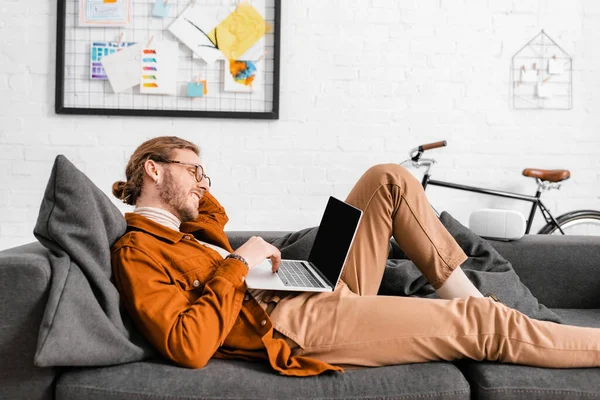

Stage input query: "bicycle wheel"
[{"left": 538, "top": 210, "right": 600, "bottom": 235}]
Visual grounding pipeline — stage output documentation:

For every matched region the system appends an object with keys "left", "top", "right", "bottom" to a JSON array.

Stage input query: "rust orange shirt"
[{"left": 111, "top": 191, "right": 344, "bottom": 376}]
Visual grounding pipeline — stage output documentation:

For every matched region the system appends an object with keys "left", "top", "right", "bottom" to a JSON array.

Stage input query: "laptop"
[{"left": 245, "top": 196, "right": 363, "bottom": 292}]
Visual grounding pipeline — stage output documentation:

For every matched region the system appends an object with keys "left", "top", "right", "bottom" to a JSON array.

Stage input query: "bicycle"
[{"left": 400, "top": 140, "right": 600, "bottom": 235}]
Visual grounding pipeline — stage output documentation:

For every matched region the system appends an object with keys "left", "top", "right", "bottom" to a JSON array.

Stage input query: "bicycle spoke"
[{"left": 550, "top": 219, "right": 600, "bottom": 235}]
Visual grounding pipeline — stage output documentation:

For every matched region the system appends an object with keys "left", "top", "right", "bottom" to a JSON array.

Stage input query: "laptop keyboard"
[{"left": 277, "top": 261, "right": 326, "bottom": 288}]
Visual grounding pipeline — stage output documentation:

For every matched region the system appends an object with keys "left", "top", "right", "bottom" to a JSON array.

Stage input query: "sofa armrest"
[{"left": 0, "top": 242, "right": 60, "bottom": 400}]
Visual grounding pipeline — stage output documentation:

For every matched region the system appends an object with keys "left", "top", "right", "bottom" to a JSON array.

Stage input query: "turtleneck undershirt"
[{"left": 134, "top": 207, "right": 181, "bottom": 232}]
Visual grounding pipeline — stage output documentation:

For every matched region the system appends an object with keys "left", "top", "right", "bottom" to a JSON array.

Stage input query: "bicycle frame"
[{"left": 421, "top": 173, "right": 566, "bottom": 235}]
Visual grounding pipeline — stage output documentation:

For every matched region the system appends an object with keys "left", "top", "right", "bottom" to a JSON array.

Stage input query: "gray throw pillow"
[
  {"left": 379, "top": 211, "right": 562, "bottom": 323},
  {"left": 33, "top": 155, "right": 154, "bottom": 367}
]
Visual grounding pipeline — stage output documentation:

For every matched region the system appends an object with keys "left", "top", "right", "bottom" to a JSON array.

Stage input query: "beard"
[{"left": 158, "top": 169, "right": 199, "bottom": 223}]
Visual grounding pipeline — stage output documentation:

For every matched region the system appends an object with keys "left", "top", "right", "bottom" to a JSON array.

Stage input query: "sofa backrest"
[
  {"left": 488, "top": 235, "right": 600, "bottom": 309},
  {"left": 229, "top": 231, "right": 600, "bottom": 310}
]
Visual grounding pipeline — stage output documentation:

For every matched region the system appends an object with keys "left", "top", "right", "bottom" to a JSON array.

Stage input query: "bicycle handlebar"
[
  {"left": 410, "top": 140, "right": 447, "bottom": 161},
  {"left": 419, "top": 140, "right": 447, "bottom": 152}
]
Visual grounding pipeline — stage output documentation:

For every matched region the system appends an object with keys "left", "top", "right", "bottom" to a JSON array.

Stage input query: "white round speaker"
[{"left": 468, "top": 209, "right": 526, "bottom": 241}]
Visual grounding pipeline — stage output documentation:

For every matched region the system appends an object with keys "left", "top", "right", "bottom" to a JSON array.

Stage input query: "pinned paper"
[
  {"left": 193, "top": 32, "right": 264, "bottom": 62},
  {"left": 101, "top": 43, "right": 143, "bottom": 93},
  {"left": 168, "top": 5, "right": 229, "bottom": 64},
  {"left": 208, "top": 2, "right": 271, "bottom": 61},
  {"left": 187, "top": 81, "right": 207, "bottom": 97},
  {"left": 520, "top": 67, "right": 537, "bottom": 83},
  {"left": 230, "top": 60, "right": 257, "bottom": 86},
  {"left": 238, "top": 38, "right": 265, "bottom": 61},
  {"left": 223, "top": 59, "right": 262, "bottom": 92},
  {"left": 140, "top": 41, "right": 179, "bottom": 95},
  {"left": 548, "top": 58, "right": 564, "bottom": 75},
  {"left": 90, "top": 41, "right": 136, "bottom": 80},
  {"left": 152, "top": 0, "right": 170, "bottom": 18},
  {"left": 536, "top": 82, "right": 552, "bottom": 98},
  {"left": 79, "top": 0, "right": 131, "bottom": 26}
]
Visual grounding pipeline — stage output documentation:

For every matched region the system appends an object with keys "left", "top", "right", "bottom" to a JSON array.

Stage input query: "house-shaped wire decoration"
[{"left": 511, "top": 30, "right": 572, "bottom": 110}]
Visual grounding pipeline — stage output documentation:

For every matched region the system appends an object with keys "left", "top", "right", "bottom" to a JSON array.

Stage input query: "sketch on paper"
[
  {"left": 79, "top": 0, "right": 131, "bottom": 26},
  {"left": 169, "top": 2, "right": 269, "bottom": 64},
  {"left": 168, "top": 5, "right": 228, "bottom": 64}
]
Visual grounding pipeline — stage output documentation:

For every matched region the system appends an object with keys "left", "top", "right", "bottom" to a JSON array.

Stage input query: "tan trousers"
[{"left": 268, "top": 164, "right": 600, "bottom": 369}]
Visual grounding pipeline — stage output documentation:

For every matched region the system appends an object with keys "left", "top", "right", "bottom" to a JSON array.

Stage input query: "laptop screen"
[{"left": 308, "top": 197, "right": 363, "bottom": 286}]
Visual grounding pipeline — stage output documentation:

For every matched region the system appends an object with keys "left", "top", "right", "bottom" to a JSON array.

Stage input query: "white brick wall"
[{"left": 1, "top": 0, "right": 600, "bottom": 250}]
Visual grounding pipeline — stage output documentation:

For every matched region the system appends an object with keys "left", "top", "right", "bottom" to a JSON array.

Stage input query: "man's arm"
[
  {"left": 191, "top": 190, "right": 229, "bottom": 229},
  {"left": 112, "top": 244, "right": 248, "bottom": 369}
]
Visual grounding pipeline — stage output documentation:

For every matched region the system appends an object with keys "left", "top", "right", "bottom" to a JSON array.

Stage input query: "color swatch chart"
[
  {"left": 91, "top": 41, "right": 136, "bottom": 79},
  {"left": 142, "top": 49, "right": 158, "bottom": 89}
]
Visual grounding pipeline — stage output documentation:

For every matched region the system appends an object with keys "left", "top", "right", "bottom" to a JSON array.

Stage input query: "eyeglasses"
[{"left": 154, "top": 157, "right": 211, "bottom": 187}]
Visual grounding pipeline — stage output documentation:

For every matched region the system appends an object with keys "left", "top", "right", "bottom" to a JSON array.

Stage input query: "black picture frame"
[{"left": 54, "top": 0, "right": 281, "bottom": 120}]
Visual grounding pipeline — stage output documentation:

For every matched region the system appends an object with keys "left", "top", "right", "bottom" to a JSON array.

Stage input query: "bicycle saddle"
[{"left": 522, "top": 168, "right": 570, "bottom": 182}]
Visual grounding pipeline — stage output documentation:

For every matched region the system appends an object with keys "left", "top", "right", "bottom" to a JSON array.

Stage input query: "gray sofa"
[{"left": 2, "top": 232, "right": 600, "bottom": 400}]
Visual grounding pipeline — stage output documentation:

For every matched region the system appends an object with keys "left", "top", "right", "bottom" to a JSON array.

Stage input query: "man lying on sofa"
[{"left": 111, "top": 136, "right": 600, "bottom": 377}]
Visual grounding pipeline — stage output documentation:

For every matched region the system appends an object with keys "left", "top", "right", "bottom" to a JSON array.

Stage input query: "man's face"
[{"left": 157, "top": 149, "right": 209, "bottom": 223}]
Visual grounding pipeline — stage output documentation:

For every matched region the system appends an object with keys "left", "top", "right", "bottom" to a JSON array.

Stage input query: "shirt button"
[
  {"left": 192, "top": 280, "right": 200, "bottom": 287},
  {"left": 261, "top": 319, "right": 267, "bottom": 326},
  {"left": 244, "top": 294, "right": 250, "bottom": 301}
]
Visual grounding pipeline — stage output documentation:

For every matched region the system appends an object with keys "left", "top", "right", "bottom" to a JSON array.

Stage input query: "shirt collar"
[{"left": 125, "top": 213, "right": 187, "bottom": 244}]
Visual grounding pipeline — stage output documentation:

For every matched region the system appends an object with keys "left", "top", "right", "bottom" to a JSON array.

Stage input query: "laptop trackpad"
[{"left": 245, "top": 260, "right": 284, "bottom": 290}]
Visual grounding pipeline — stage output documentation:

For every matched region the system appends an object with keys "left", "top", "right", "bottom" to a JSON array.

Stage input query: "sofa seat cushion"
[
  {"left": 57, "top": 358, "right": 470, "bottom": 400},
  {"left": 458, "top": 308, "right": 600, "bottom": 400}
]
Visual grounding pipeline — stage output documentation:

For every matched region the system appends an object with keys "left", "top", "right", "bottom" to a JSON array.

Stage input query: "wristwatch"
[{"left": 226, "top": 253, "right": 249, "bottom": 269}]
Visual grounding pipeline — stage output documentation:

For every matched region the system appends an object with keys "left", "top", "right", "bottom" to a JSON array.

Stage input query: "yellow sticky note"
[{"left": 208, "top": 3, "right": 272, "bottom": 61}]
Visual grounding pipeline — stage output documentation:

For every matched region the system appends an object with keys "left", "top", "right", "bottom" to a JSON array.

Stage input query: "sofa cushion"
[
  {"left": 32, "top": 155, "right": 154, "bottom": 367},
  {"left": 458, "top": 309, "right": 600, "bottom": 400},
  {"left": 56, "top": 359, "right": 470, "bottom": 400},
  {"left": 382, "top": 212, "right": 562, "bottom": 323}
]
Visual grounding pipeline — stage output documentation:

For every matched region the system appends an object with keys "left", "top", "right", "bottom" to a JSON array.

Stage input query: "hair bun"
[{"left": 112, "top": 181, "right": 130, "bottom": 204}]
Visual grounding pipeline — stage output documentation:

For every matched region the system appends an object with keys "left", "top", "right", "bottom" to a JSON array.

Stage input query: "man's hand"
[{"left": 232, "top": 236, "right": 281, "bottom": 273}]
